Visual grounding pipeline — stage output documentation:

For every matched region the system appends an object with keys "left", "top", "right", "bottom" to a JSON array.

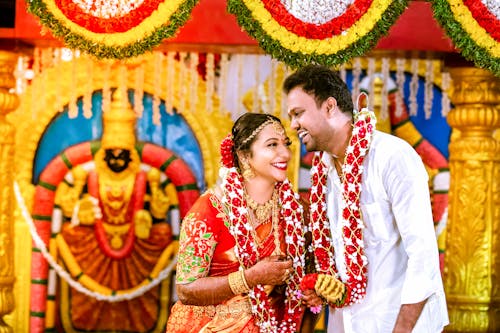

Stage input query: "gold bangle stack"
[{"left": 228, "top": 269, "right": 251, "bottom": 295}]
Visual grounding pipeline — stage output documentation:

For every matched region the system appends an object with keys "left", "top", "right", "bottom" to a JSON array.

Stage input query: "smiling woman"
[{"left": 167, "top": 112, "right": 318, "bottom": 333}]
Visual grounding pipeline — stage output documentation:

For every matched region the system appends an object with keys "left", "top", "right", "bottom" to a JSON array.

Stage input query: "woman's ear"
[{"left": 236, "top": 151, "right": 248, "bottom": 166}]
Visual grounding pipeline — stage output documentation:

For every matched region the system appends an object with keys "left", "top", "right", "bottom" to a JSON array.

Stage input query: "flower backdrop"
[
  {"left": 431, "top": 0, "right": 500, "bottom": 76},
  {"left": 27, "top": 0, "right": 199, "bottom": 59},
  {"left": 227, "top": 0, "right": 409, "bottom": 68}
]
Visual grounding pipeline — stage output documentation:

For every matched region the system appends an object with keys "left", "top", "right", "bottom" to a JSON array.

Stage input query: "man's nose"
[{"left": 290, "top": 117, "right": 299, "bottom": 130}]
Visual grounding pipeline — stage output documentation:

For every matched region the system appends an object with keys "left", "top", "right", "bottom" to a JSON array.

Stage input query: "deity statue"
[{"left": 53, "top": 89, "right": 175, "bottom": 332}]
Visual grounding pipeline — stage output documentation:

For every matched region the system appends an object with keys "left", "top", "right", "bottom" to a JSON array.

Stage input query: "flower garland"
[
  {"left": 308, "top": 109, "right": 376, "bottom": 307},
  {"left": 27, "top": 0, "right": 199, "bottom": 59},
  {"left": 220, "top": 135, "right": 306, "bottom": 332},
  {"left": 431, "top": 0, "right": 500, "bottom": 77},
  {"left": 227, "top": 0, "right": 408, "bottom": 68}
]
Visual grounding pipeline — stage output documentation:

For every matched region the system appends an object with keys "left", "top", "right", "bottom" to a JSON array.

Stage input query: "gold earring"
[{"left": 241, "top": 161, "right": 255, "bottom": 180}]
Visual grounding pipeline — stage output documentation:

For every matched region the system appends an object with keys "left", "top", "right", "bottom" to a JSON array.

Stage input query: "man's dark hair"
[{"left": 283, "top": 65, "right": 354, "bottom": 115}]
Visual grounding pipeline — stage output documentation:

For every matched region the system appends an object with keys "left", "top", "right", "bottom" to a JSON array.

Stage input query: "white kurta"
[{"left": 325, "top": 130, "right": 449, "bottom": 333}]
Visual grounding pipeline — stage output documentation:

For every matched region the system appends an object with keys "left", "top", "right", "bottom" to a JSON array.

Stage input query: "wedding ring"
[{"left": 285, "top": 269, "right": 290, "bottom": 276}]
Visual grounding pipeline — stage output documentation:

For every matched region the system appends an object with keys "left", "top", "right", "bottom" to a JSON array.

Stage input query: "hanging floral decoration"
[
  {"left": 431, "top": 0, "right": 500, "bottom": 76},
  {"left": 227, "top": 0, "right": 409, "bottom": 68},
  {"left": 27, "top": 0, "right": 199, "bottom": 59}
]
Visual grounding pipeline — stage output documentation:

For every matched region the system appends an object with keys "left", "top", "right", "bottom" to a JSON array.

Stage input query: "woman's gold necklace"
[{"left": 245, "top": 190, "right": 277, "bottom": 226}]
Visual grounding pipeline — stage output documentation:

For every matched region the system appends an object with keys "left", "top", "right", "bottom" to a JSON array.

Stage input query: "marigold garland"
[
  {"left": 27, "top": 0, "right": 199, "bottom": 59},
  {"left": 431, "top": 0, "right": 500, "bottom": 77},
  {"left": 227, "top": 0, "right": 408, "bottom": 68},
  {"left": 307, "top": 109, "right": 376, "bottom": 308}
]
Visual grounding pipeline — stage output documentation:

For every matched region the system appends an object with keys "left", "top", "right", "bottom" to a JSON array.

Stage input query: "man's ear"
[{"left": 326, "top": 97, "right": 338, "bottom": 116}]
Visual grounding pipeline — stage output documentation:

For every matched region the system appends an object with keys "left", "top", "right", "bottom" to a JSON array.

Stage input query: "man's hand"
[{"left": 392, "top": 300, "right": 426, "bottom": 333}]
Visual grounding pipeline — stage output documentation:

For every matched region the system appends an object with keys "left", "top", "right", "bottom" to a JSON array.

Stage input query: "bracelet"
[
  {"left": 239, "top": 269, "right": 250, "bottom": 291},
  {"left": 228, "top": 269, "right": 251, "bottom": 295}
]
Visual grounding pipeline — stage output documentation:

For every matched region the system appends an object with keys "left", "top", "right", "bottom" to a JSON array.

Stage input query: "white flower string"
[
  {"left": 409, "top": 58, "right": 419, "bottom": 117},
  {"left": 269, "top": 58, "right": 277, "bottom": 114},
  {"left": 424, "top": 59, "right": 434, "bottom": 120},
  {"left": 352, "top": 58, "right": 362, "bottom": 104},
  {"left": 206, "top": 53, "right": 215, "bottom": 114},
  {"left": 221, "top": 167, "right": 305, "bottom": 332},
  {"left": 69, "top": 54, "right": 78, "bottom": 118},
  {"left": 190, "top": 52, "right": 199, "bottom": 114},
  {"left": 381, "top": 57, "right": 390, "bottom": 122},
  {"left": 253, "top": 55, "right": 261, "bottom": 113},
  {"left": 395, "top": 58, "right": 406, "bottom": 118},
  {"left": 219, "top": 53, "right": 230, "bottom": 116},
  {"left": 339, "top": 64, "right": 347, "bottom": 83},
  {"left": 166, "top": 51, "right": 175, "bottom": 115},
  {"left": 367, "top": 57, "right": 375, "bottom": 110},
  {"left": 12, "top": 181, "right": 176, "bottom": 302},
  {"left": 83, "top": 56, "right": 93, "bottom": 119},
  {"left": 309, "top": 108, "right": 376, "bottom": 307},
  {"left": 153, "top": 51, "right": 163, "bottom": 124},
  {"left": 441, "top": 71, "right": 451, "bottom": 117}
]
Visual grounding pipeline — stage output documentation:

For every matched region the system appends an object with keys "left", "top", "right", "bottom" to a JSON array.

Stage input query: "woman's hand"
[{"left": 245, "top": 255, "right": 293, "bottom": 287}]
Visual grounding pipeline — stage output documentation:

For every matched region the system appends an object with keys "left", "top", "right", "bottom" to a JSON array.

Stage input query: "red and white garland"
[
  {"left": 308, "top": 109, "right": 376, "bottom": 307},
  {"left": 219, "top": 135, "right": 306, "bottom": 332}
]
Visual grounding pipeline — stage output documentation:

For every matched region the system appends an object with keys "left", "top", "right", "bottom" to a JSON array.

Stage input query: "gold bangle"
[
  {"left": 240, "top": 269, "right": 250, "bottom": 291},
  {"left": 228, "top": 270, "right": 250, "bottom": 295}
]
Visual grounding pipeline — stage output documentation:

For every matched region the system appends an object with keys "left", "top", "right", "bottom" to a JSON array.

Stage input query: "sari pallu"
[{"left": 167, "top": 191, "right": 288, "bottom": 333}]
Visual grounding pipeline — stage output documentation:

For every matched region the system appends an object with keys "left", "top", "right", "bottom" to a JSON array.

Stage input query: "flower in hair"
[{"left": 220, "top": 134, "right": 234, "bottom": 168}]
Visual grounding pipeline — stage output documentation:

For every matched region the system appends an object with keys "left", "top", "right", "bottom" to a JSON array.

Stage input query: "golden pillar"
[
  {"left": 444, "top": 67, "right": 500, "bottom": 332},
  {"left": 0, "top": 51, "right": 19, "bottom": 333}
]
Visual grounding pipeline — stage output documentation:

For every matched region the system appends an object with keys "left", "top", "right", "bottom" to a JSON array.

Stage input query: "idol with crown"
[{"left": 53, "top": 89, "right": 175, "bottom": 332}]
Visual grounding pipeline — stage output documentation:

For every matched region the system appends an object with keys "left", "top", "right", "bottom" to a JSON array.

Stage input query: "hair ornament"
[{"left": 220, "top": 133, "right": 235, "bottom": 168}]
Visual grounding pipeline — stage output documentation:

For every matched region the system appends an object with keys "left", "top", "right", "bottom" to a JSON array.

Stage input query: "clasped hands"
[
  {"left": 246, "top": 255, "right": 293, "bottom": 288},
  {"left": 300, "top": 273, "right": 345, "bottom": 309},
  {"left": 245, "top": 257, "right": 345, "bottom": 309}
]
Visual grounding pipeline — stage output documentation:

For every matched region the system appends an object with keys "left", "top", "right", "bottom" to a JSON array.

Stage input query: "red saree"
[{"left": 167, "top": 191, "right": 289, "bottom": 333}]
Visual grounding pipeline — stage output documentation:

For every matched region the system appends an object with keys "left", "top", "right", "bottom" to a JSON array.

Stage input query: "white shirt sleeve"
[{"left": 383, "top": 142, "right": 442, "bottom": 304}]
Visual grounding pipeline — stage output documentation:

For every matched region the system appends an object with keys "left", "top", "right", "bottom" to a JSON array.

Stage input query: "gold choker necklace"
[{"left": 245, "top": 190, "right": 277, "bottom": 225}]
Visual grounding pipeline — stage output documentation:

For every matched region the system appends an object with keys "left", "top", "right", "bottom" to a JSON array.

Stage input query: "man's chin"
[{"left": 303, "top": 141, "right": 316, "bottom": 152}]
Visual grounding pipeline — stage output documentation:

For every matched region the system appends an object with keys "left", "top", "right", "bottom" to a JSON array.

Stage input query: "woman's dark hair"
[
  {"left": 231, "top": 112, "right": 283, "bottom": 170},
  {"left": 283, "top": 64, "right": 354, "bottom": 115}
]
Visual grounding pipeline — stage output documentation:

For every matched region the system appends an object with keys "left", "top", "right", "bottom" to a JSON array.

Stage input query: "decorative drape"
[
  {"left": 431, "top": 0, "right": 500, "bottom": 77},
  {"left": 227, "top": 0, "right": 409, "bottom": 68},
  {"left": 26, "top": 0, "right": 199, "bottom": 59}
]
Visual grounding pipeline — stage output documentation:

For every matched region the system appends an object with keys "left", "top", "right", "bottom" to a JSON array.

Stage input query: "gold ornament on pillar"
[
  {"left": 444, "top": 67, "right": 500, "bottom": 333},
  {"left": 0, "top": 50, "right": 20, "bottom": 333}
]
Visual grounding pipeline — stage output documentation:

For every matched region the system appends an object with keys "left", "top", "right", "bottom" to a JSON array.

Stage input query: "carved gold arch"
[{"left": 6, "top": 51, "right": 233, "bottom": 331}]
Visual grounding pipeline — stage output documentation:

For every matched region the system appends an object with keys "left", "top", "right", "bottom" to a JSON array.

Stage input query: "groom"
[{"left": 284, "top": 65, "right": 449, "bottom": 333}]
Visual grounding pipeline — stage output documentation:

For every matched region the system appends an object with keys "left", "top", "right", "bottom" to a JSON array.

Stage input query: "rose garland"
[
  {"left": 306, "top": 109, "right": 376, "bottom": 308},
  {"left": 431, "top": 0, "right": 500, "bottom": 77},
  {"left": 227, "top": 0, "right": 408, "bottom": 68},
  {"left": 220, "top": 134, "right": 306, "bottom": 332},
  {"left": 27, "top": 0, "right": 199, "bottom": 59}
]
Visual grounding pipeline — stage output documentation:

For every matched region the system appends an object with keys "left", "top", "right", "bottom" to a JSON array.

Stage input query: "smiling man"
[{"left": 283, "top": 65, "right": 449, "bottom": 333}]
